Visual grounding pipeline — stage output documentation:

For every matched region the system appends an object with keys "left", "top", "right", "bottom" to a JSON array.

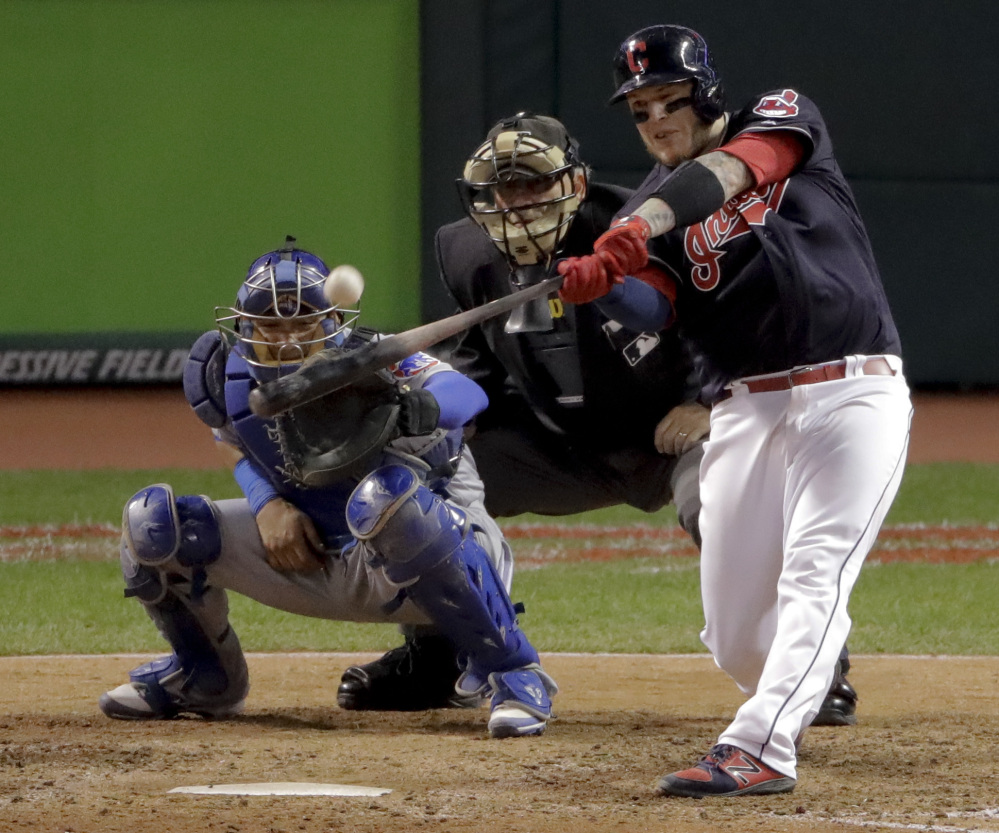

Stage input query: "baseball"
[{"left": 324, "top": 264, "right": 365, "bottom": 308}]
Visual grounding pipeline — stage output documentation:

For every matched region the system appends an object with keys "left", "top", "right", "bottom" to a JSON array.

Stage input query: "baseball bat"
[{"left": 248, "top": 275, "right": 563, "bottom": 418}]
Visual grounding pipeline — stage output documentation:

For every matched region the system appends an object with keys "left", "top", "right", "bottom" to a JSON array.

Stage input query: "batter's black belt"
[{"left": 719, "top": 356, "right": 896, "bottom": 400}]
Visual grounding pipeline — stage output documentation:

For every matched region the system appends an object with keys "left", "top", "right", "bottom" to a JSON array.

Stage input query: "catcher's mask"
[
  {"left": 457, "top": 113, "right": 587, "bottom": 267},
  {"left": 215, "top": 236, "right": 362, "bottom": 383}
]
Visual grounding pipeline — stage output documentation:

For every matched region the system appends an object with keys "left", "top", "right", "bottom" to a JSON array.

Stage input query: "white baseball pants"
[{"left": 698, "top": 355, "right": 912, "bottom": 777}]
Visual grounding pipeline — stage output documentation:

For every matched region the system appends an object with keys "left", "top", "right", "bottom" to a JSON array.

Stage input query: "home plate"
[{"left": 168, "top": 782, "right": 391, "bottom": 797}]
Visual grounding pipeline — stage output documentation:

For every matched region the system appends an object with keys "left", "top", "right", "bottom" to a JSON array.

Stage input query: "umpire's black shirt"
[{"left": 435, "top": 182, "right": 695, "bottom": 451}]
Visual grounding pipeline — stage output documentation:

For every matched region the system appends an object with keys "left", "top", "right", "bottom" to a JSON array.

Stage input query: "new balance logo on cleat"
[
  {"left": 725, "top": 754, "right": 764, "bottom": 786},
  {"left": 658, "top": 744, "right": 796, "bottom": 798}
]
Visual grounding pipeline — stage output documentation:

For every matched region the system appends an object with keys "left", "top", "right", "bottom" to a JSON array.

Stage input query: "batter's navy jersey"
[{"left": 621, "top": 89, "right": 902, "bottom": 402}]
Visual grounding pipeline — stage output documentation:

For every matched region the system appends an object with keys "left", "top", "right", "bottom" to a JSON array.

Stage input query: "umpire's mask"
[{"left": 457, "top": 113, "right": 587, "bottom": 268}]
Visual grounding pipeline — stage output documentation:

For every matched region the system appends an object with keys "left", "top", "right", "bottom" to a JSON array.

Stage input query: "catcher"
[{"left": 98, "top": 237, "right": 557, "bottom": 739}]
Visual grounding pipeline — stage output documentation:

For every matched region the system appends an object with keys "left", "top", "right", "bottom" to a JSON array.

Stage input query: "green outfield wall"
[
  {"left": 9, "top": 1, "right": 997, "bottom": 389},
  {"left": 1, "top": 0, "right": 419, "bottom": 384}
]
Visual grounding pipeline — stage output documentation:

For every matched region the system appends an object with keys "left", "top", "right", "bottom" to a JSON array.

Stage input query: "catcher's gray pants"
[
  {"left": 122, "top": 490, "right": 512, "bottom": 711},
  {"left": 204, "top": 496, "right": 513, "bottom": 624}
]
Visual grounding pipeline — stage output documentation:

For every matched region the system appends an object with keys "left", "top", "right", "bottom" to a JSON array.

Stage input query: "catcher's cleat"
[
  {"left": 811, "top": 661, "right": 858, "bottom": 726},
  {"left": 337, "top": 635, "right": 481, "bottom": 711},
  {"left": 658, "top": 744, "right": 796, "bottom": 798},
  {"left": 98, "top": 655, "right": 246, "bottom": 721},
  {"left": 475, "top": 665, "right": 558, "bottom": 739}
]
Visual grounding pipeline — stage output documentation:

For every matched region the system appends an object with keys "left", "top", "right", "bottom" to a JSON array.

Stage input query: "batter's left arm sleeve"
[
  {"left": 719, "top": 130, "right": 805, "bottom": 187},
  {"left": 594, "top": 273, "right": 676, "bottom": 332}
]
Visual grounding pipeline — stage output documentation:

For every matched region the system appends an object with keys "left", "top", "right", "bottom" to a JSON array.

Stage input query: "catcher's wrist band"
[
  {"left": 653, "top": 160, "right": 727, "bottom": 228},
  {"left": 234, "top": 456, "right": 280, "bottom": 515}
]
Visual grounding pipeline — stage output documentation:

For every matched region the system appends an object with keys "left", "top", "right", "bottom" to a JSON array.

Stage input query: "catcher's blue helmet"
[
  {"left": 216, "top": 236, "right": 360, "bottom": 381},
  {"left": 610, "top": 24, "right": 725, "bottom": 123}
]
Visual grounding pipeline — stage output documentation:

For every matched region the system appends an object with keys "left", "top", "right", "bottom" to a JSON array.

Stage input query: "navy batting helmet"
[{"left": 609, "top": 24, "right": 725, "bottom": 122}]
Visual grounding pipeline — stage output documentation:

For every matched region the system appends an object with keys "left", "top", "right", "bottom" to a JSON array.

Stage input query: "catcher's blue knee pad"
[
  {"left": 346, "top": 465, "right": 466, "bottom": 583},
  {"left": 123, "top": 484, "right": 222, "bottom": 571}
]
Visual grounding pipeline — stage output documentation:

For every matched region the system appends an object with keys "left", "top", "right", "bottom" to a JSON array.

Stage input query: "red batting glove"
[
  {"left": 557, "top": 255, "right": 614, "bottom": 304},
  {"left": 593, "top": 216, "right": 651, "bottom": 275}
]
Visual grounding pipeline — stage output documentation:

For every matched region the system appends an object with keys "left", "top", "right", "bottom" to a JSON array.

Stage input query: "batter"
[{"left": 558, "top": 24, "right": 913, "bottom": 796}]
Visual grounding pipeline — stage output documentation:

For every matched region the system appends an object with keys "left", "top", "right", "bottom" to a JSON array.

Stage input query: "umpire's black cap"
[{"left": 485, "top": 112, "right": 580, "bottom": 163}]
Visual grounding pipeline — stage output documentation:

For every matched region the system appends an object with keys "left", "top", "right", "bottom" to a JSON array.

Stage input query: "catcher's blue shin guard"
[
  {"left": 348, "top": 465, "right": 557, "bottom": 737},
  {"left": 101, "top": 485, "right": 249, "bottom": 720}
]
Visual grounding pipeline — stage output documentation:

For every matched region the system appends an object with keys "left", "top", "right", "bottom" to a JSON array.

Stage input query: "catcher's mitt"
[{"left": 275, "top": 371, "right": 400, "bottom": 488}]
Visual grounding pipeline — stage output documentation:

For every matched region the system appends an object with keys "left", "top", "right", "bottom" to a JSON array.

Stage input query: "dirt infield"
[
  {"left": 3, "top": 388, "right": 999, "bottom": 469},
  {"left": 2, "top": 654, "right": 998, "bottom": 833}
]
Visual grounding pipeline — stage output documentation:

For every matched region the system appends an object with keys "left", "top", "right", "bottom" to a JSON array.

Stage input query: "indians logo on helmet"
[
  {"left": 753, "top": 89, "right": 800, "bottom": 119},
  {"left": 626, "top": 40, "right": 649, "bottom": 74}
]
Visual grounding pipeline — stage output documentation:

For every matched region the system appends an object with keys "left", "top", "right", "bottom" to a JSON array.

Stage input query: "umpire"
[
  {"left": 337, "top": 112, "right": 705, "bottom": 711},
  {"left": 440, "top": 112, "right": 709, "bottom": 527}
]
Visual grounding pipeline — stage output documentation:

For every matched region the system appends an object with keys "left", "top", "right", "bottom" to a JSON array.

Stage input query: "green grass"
[
  {"left": 1, "top": 463, "right": 997, "bottom": 656},
  {"left": 506, "top": 462, "right": 999, "bottom": 528},
  {"left": 2, "top": 555, "right": 997, "bottom": 657},
  {"left": 0, "top": 561, "right": 407, "bottom": 655},
  {"left": 885, "top": 462, "right": 999, "bottom": 525},
  {"left": 849, "top": 561, "right": 999, "bottom": 654},
  {"left": 3, "top": 462, "right": 998, "bottom": 526},
  {"left": 0, "top": 469, "right": 242, "bottom": 526}
]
